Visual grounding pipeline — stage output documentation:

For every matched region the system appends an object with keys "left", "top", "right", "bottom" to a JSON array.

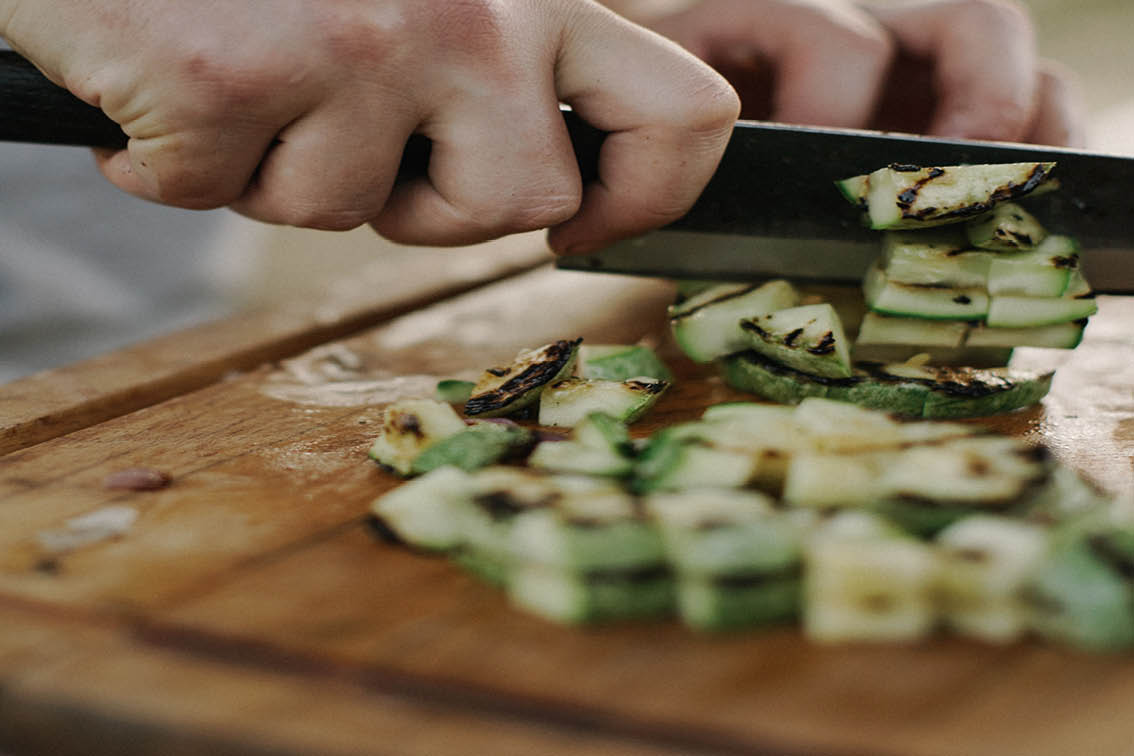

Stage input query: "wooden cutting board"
[{"left": 1, "top": 262, "right": 1132, "bottom": 756}]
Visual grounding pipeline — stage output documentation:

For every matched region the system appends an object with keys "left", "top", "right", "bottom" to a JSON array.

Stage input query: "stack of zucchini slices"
[
  {"left": 848, "top": 162, "right": 1097, "bottom": 362},
  {"left": 371, "top": 396, "right": 1130, "bottom": 650},
  {"left": 673, "top": 161, "right": 1097, "bottom": 418}
]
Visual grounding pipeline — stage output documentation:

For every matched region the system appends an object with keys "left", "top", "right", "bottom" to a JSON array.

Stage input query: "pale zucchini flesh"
[
  {"left": 965, "top": 202, "right": 1048, "bottom": 251},
  {"left": 857, "top": 162, "right": 1056, "bottom": 230},
  {"left": 740, "top": 303, "right": 853, "bottom": 379},
  {"left": 864, "top": 263, "right": 990, "bottom": 321},
  {"left": 669, "top": 279, "right": 800, "bottom": 363},
  {"left": 538, "top": 376, "right": 668, "bottom": 427}
]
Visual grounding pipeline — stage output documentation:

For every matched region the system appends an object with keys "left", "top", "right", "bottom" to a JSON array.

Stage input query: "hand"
[
  {"left": 0, "top": 0, "right": 739, "bottom": 252},
  {"left": 639, "top": 0, "right": 1084, "bottom": 147}
]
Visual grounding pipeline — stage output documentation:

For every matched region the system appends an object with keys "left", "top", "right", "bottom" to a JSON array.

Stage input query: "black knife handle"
[{"left": 0, "top": 50, "right": 605, "bottom": 182}]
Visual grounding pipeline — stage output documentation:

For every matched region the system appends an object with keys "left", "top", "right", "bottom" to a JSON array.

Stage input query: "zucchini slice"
[
  {"left": 669, "top": 279, "right": 800, "bottom": 363},
  {"left": 965, "top": 201, "right": 1048, "bottom": 251},
  {"left": 579, "top": 344, "right": 673, "bottom": 382},
  {"left": 864, "top": 263, "right": 989, "bottom": 321},
  {"left": 965, "top": 320, "right": 1086, "bottom": 349},
  {"left": 721, "top": 350, "right": 1053, "bottom": 418},
  {"left": 835, "top": 173, "right": 870, "bottom": 209},
  {"left": 740, "top": 303, "right": 853, "bottom": 379},
  {"left": 855, "top": 312, "right": 968, "bottom": 348},
  {"left": 879, "top": 229, "right": 991, "bottom": 288},
  {"left": 852, "top": 162, "right": 1056, "bottom": 230},
  {"left": 986, "top": 235, "right": 1079, "bottom": 298},
  {"left": 464, "top": 339, "right": 581, "bottom": 418},
  {"left": 986, "top": 293, "right": 1098, "bottom": 328},
  {"left": 538, "top": 376, "right": 668, "bottom": 427},
  {"left": 368, "top": 398, "right": 470, "bottom": 476}
]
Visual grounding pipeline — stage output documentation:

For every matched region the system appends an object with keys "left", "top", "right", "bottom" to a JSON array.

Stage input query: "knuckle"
[
  {"left": 953, "top": 0, "right": 1032, "bottom": 35},
  {"left": 276, "top": 203, "right": 372, "bottom": 232},
  {"left": 464, "top": 182, "right": 583, "bottom": 236},
  {"left": 311, "top": 0, "right": 406, "bottom": 69}
]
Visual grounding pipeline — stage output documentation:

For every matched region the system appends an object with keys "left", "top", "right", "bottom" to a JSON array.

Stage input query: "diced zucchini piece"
[
  {"left": 676, "top": 574, "right": 801, "bottom": 632},
  {"left": 935, "top": 515, "right": 1050, "bottom": 643},
  {"left": 874, "top": 437, "right": 1050, "bottom": 536},
  {"left": 368, "top": 399, "right": 470, "bottom": 476},
  {"left": 804, "top": 529, "right": 937, "bottom": 643},
  {"left": 857, "top": 161, "right": 1056, "bottom": 230},
  {"left": 965, "top": 202, "right": 1048, "bottom": 251},
  {"left": 669, "top": 280, "right": 800, "bottom": 363},
  {"left": 538, "top": 376, "right": 668, "bottom": 427},
  {"left": 410, "top": 422, "right": 534, "bottom": 475},
  {"left": 528, "top": 441, "right": 632, "bottom": 477},
  {"left": 865, "top": 263, "right": 989, "bottom": 321},
  {"left": 1026, "top": 530, "right": 1134, "bottom": 651},
  {"left": 464, "top": 339, "right": 581, "bottom": 418},
  {"left": 855, "top": 312, "right": 968, "bottom": 348},
  {"left": 528, "top": 411, "right": 634, "bottom": 476},
  {"left": 435, "top": 379, "right": 475, "bottom": 404},
  {"left": 579, "top": 344, "right": 673, "bottom": 382},
  {"left": 783, "top": 452, "right": 894, "bottom": 508},
  {"left": 370, "top": 466, "right": 473, "bottom": 551},
  {"left": 508, "top": 563, "right": 674, "bottom": 625},
  {"left": 646, "top": 489, "right": 796, "bottom": 574},
  {"left": 986, "top": 294, "right": 1098, "bottom": 328},
  {"left": 632, "top": 428, "right": 759, "bottom": 494},
  {"left": 740, "top": 303, "right": 853, "bottom": 379},
  {"left": 879, "top": 229, "right": 992, "bottom": 288},
  {"left": 701, "top": 402, "right": 798, "bottom": 425},
  {"left": 452, "top": 467, "right": 564, "bottom": 585},
  {"left": 965, "top": 321, "right": 1085, "bottom": 349},
  {"left": 986, "top": 235, "right": 1079, "bottom": 297},
  {"left": 510, "top": 493, "right": 665, "bottom": 573}
]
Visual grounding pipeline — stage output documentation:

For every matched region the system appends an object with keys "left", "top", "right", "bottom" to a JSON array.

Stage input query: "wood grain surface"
[
  {"left": 1, "top": 265, "right": 1132, "bottom": 756},
  {"left": 0, "top": 235, "right": 553, "bottom": 457}
]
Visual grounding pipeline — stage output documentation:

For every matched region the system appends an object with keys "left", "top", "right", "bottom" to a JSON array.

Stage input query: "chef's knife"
[{"left": 3, "top": 51, "right": 1131, "bottom": 292}]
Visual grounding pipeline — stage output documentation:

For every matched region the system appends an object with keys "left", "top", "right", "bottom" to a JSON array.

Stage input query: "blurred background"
[{"left": 1, "top": 0, "right": 1132, "bottom": 384}]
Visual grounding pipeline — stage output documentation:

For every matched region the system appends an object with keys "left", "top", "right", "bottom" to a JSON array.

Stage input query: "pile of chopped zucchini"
[
  {"left": 670, "top": 161, "right": 1098, "bottom": 417},
  {"left": 371, "top": 397, "right": 1128, "bottom": 650},
  {"left": 370, "top": 339, "right": 671, "bottom": 476}
]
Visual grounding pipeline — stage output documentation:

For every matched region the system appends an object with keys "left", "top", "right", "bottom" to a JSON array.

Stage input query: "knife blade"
[
  {"left": 2, "top": 51, "right": 1130, "bottom": 292},
  {"left": 557, "top": 120, "right": 1134, "bottom": 293}
]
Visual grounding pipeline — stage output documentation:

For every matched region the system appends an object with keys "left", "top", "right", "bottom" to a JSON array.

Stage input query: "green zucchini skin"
[
  {"left": 720, "top": 350, "right": 1052, "bottom": 419},
  {"left": 410, "top": 423, "right": 534, "bottom": 475},
  {"left": 579, "top": 344, "right": 673, "bottom": 382}
]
